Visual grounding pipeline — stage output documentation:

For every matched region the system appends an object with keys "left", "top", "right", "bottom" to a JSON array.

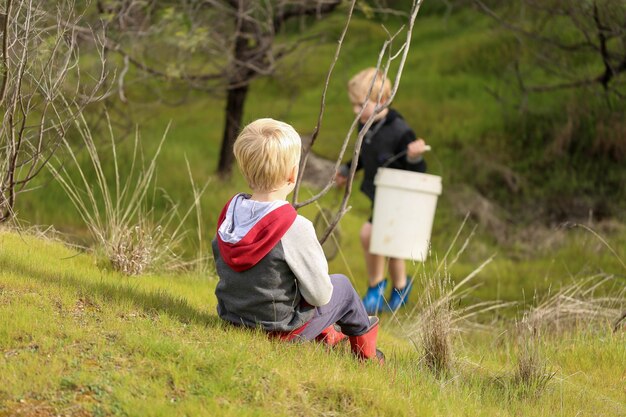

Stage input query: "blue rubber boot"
[
  {"left": 387, "top": 279, "right": 413, "bottom": 312},
  {"left": 362, "top": 279, "right": 388, "bottom": 314}
]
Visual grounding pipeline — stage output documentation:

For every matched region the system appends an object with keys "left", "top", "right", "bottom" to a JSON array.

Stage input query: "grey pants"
[{"left": 295, "top": 274, "right": 371, "bottom": 341}]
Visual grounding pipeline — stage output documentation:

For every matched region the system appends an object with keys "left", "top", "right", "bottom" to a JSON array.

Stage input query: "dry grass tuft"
[
  {"left": 401, "top": 217, "right": 513, "bottom": 375},
  {"left": 406, "top": 263, "right": 510, "bottom": 375},
  {"left": 419, "top": 298, "right": 453, "bottom": 374},
  {"left": 522, "top": 274, "right": 626, "bottom": 335},
  {"left": 109, "top": 225, "right": 154, "bottom": 276},
  {"left": 49, "top": 113, "right": 208, "bottom": 275},
  {"left": 512, "top": 334, "right": 555, "bottom": 397}
]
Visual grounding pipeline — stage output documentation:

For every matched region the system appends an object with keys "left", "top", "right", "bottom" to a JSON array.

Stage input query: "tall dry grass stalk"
[
  {"left": 419, "top": 292, "right": 453, "bottom": 374},
  {"left": 401, "top": 216, "right": 513, "bottom": 374},
  {"left": 508, "top": 225, "right": 626, "bottom": 396},
  {"left": 49, "top": 112, "right": 209, "bottom": 275},
  {"left": 185, "top": 157, "right": 213, "bottom": 274},
  {"left": 406, "top": 260, "right": 513, "bottom": 375},
  {"left": 513, "top": 334, "right": 555, "bottom": 397}
]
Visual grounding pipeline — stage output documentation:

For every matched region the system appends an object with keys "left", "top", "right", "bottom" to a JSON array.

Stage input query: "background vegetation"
[{"left": 1, "top": 0, "right": 625, "bottom": 415}]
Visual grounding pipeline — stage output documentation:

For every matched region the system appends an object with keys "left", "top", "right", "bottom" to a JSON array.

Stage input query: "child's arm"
[
  {"left": 407, "top": 138, "right": 428, "bottom": 161},
  {"left": 336, "top": 157, "right": 362, "bottom": 186},
  {"left": 398, "top": 130, "right": 427, "bottom": 172},
  {"left": 282, "top": 216, "right": 333, "bottom": 307}
]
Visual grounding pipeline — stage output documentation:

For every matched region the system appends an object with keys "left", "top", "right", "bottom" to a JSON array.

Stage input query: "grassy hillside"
[
  {"left": 8, "top": 5, "right": 623, "bottom": 305},
  {"left": 1, "top": 230, "right": 625, "bottom": 416}
]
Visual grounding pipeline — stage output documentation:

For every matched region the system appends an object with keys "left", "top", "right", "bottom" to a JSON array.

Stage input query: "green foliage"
[
  {"left": 9, "top": 3, "right": 626, "bottom": 288},
  {"left": 492, "top": 92, "right": 626, "bottom": 221}
]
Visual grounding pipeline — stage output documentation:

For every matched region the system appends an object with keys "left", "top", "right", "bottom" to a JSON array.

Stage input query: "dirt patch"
[
  {"left": 301, "top": 152, "right": 336, "bottom": 189},
  {"left": 0, "top": 398, "right": 92, "bottom": 417},
  {"left": 299, "top": 134, "right": 337, "bottom": 189}
]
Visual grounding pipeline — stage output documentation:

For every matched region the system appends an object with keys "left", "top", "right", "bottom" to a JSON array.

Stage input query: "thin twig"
[
  {"left": 0, "top": 0, "right": 13, "bottom": 106},
  {"left": 296, "top": 0, "right": 426, "bottom": 246},
  {"left": 292, "top": 0, "right": 357, "bottom": 203}
]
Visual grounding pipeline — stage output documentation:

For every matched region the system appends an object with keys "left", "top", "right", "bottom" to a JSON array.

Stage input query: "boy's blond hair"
[
  {"left": 234, "top": 118, "right": 301, "bottom": 192},
  {"left": 348, "top": 68, "right": 392, "bottom": 104}
]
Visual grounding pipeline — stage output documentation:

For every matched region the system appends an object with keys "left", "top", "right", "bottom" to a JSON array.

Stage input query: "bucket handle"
[{"left": 381, "top": 145, "right": 431, "bottom": 168}]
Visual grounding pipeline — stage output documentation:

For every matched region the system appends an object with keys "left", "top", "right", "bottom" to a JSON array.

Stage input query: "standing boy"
[
  {"left": 212, "top": 118, "right": 384, "bottom": 362},
  {"left": 336, "top": 68, "right": 429, "bottom": 314}
]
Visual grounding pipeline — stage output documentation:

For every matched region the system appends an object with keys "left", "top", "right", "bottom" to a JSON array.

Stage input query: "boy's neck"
[
  {"left": 250, "top": 187, "right": 292, "bottom": 203},
  {"left": 364, "top": 107, "right": 388, "bottom": 124}
]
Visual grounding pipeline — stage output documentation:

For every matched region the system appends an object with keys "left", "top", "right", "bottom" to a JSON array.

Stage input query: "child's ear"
[{"left": 288, "top": 165, "right": 297, "bottom": 184}]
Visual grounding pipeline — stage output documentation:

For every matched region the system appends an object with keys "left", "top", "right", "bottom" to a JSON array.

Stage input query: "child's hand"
[
  {"left": 407, "top": 138, "right": 428, "bottom": 159},
  {"left": 335, "top": 171, "right": 347, "bottom": 187}
]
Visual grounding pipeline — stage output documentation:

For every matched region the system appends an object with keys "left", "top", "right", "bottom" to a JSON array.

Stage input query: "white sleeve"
[{"left": 282, "top": 216, "right": 333, "bottom": 306}]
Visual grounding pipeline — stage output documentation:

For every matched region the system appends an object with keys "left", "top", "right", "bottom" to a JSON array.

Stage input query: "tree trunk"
[
  {"left": 215, "top": 0, "right": 341, "bottom": 177},
  {"left": 217, "top": 83, "right": 249, "bottom": 177}
]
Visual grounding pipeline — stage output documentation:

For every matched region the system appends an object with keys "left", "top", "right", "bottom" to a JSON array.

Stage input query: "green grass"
[{"left": 1, "top": 230, "right": 625, "bottom": 416}]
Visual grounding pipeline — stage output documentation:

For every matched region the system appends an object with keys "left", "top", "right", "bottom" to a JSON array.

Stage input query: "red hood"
[{"left": 216, "top": 195, "right": 297, "bottom": 272}]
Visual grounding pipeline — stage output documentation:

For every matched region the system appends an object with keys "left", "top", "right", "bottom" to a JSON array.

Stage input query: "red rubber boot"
[
  {"left": 315, "top": 325, "right": 347, "bottom": 347},
  {"left": 349, "top": 317, "right": 385, "bottom": 364}
]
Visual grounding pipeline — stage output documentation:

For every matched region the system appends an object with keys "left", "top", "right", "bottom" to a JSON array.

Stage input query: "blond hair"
[
  {"left": 234, "top": 118, "right": 301, "bottom": 192},
  {"left": 348, "top": 68, "right": 392, "bottom": 104}
]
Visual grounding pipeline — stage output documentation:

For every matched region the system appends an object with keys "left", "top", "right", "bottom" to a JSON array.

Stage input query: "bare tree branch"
[
  {"left": 78, "top": 0, "right": 347, "bottom": 176},
  {"left": 292, "top": 0, "right": 357, "bottom": 204},
  {"left": 472, "top": 0, "right": 626, "bottom": 96},
  {"left": 0, "top": 0, "right": 109, "bottom": 223},
  {"left": 0, "top": 0, "right": 13, "bottom": 107},
  {"left": 273, "top": 0, "right": 341, "bottom": 31},
  {"left": 292, "top": 0, "right": 426, "bottom": 244}
]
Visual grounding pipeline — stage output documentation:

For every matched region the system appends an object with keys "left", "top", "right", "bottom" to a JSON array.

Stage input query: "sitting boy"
[
  {"left": 212, "top": 118, "right": 384, "bottom": 362},
  {"left": 336, "top": 68, "right": 429, "bottom": 314}
]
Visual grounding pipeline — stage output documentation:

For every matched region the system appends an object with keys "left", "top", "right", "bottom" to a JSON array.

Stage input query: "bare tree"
[
  {"left": 473, "top": 0, "right": 626, "bottom": 100},
  {"left": 0, "top": 0, "right": 107, "bottom": 223},
  {"left": 217, "top": 0, "right": 344, "bottom": 175},
  {"left": 473, "top": 1, "right": 626, "bottom": 209}
]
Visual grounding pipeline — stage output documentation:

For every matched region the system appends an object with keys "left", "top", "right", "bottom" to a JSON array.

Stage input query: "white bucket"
[{"left": 370, "top": 168, "right": 442, "bottom": 261}]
